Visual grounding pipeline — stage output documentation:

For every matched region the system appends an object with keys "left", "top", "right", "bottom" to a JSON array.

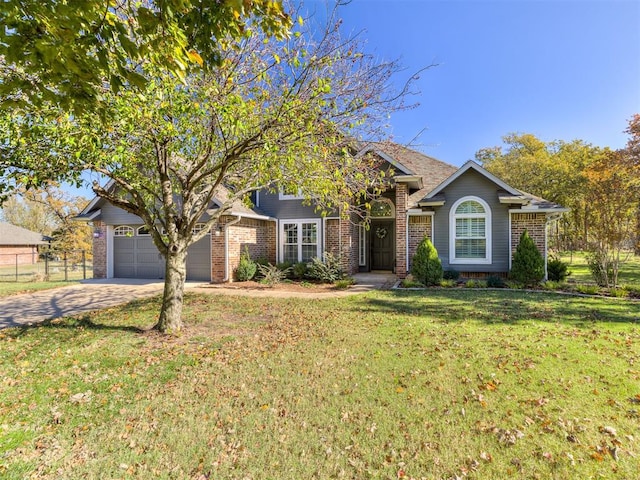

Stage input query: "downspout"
[
  {"left": 223, "top": 215, "right": 243, "bottom": 282},
  {"left": 405, "top": 210, "right": 410, "bottom": 275}
]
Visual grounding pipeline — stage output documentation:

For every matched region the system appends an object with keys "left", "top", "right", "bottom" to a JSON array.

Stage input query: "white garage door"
[{"left": 113, "top": 226, "right": 211, "bottom": 281}]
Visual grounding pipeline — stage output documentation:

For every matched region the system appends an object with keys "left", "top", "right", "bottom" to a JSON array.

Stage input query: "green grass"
[
  {"left": 0, "top": 280, "right": 78, "bottom": 297},
  {"left": 560, "top": 251, "right": 640, "bottom": 286},
  {"left": 1, "top": 290, "right": 639, "bottom": 479}
]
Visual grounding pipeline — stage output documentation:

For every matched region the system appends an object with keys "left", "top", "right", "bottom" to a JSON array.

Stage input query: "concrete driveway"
[{"left": 0, "top": 279, "right": 172, "bottom": 330}]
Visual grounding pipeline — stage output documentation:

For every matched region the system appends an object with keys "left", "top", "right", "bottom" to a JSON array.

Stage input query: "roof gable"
[{"left": 423, "top": 160, "right": 521, "bottom": 199}]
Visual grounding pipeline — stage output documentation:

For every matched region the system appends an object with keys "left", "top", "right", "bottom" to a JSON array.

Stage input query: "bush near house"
[
  {"left": 411, "top": 238, "right": 443, "bottom": 286},
  {"left": 510, "top": 230, "right": 545, "bottom": 286}
]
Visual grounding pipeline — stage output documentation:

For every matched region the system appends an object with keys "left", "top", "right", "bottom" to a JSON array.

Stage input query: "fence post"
[
  {"left": 15, "top": 254, "right": 18, "bottom": 282},
  {"left": 82, "top": 250, "right": 86, "bottom": 280},
  {"left": 64, "top": 251, "right": 68, "bottom": 281},
  {"left": 45, "top": 253, "right": 49, "bottom": 278}
]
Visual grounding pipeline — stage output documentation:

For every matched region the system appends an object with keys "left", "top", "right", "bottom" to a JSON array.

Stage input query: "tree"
[
  {"left": 510, "top": 230, "right": 544, "bottom": 286},
  {"left": 0, "top": 9, "right": 419, "bottom": 333},
  {"left": 623, "top": 114, "right": 640, "bottom": 254},
  {"left": 476, "top": 133, "right": 603, "bottom": 250},
  {"left": 583, "top": 149, "right": 639, "bottom": 287},
  {"left": 0, "top": 0, "right": 291, "bottom": 112},
  {"left": 410, "top": 238, "right": 442, "bottom": 286},
  {"left": 0, "top": 186, "right": 92, "bottom": 259}
]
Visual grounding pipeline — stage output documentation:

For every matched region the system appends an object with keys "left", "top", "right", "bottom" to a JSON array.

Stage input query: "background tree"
[
  {"left": 583, "top": 149, "right": 639, "bottom": 287},
  {"left": 0, "top": 186, "right": 92, "bottom": 261},
  {"left": 0, "top": 0, "right": 291, "bottom": 112},
  {"left": 0, "top": 8, "right": 421, "bottom": 333},
  {"left": 476, "top": 133, "right": 604, "bottom": 250},
  {"left": 623, "top": 114, "right": 640, "bottom": 254}
]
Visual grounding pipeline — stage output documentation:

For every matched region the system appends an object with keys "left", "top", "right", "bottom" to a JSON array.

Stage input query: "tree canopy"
[{"left": 0, "top": 0, "right": 291, "bottom": 112}]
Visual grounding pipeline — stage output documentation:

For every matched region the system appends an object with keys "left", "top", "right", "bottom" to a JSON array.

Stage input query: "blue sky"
[{"left": 329, "top": 0, "right": 640, "bottom": 166}]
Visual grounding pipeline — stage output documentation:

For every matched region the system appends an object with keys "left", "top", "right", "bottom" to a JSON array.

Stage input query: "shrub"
[
  {"left": 401, "top": 279, "right": 425, "bottom": 288},
  {"left": 610, "top": 287, "right": 628, "bottom": 298},
  {"left": 334, "top": 277, "right": 355, "bottom": 289},
  {"left": 586, "top": 250, "right": 614, "bottom": 287},
  {"left": 439, "top": 279, "right": 456, "bottom": 288},
  {"left": 542, "top": 280, "right": 562, "bottom": 290},
  {"left": 291, "top": 262, "right": 308, "bottom": 280},
  {"left": 510, "top": 230, "right": 545, "bottom": 286},
  {"left": 486, "top": 275, "right": 505, "bottom": 288},
  {"left": 443, "top": 269, "right": 460, "bottom": 281},
  {"left": 235, "top": 247, "right": 257, "bottom": 281},
  {"left": 257, "top": 263, "right": 290, "bottom": 285},
  {"left": 306, "top": 252, "right": 343, "bottom": 283},
  {"left": 464, "top": 279, "right": 478, "bottom": 288},
  {"left": 576, "top": 284, "right": 599, "bottom": 295},
  {"left": 547, "top": 256, "right": 570, "bottom": 282},
  {"left": 411, "top": 238, "right": 443, "bottom": 286}
]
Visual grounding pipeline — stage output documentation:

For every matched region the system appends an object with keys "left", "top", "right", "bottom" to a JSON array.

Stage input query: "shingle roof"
[
  {"left": 0, "top": 222, "right": 50, "bottom": 245},
  {"left": 366, "top": 142, "right": 458, "bottom": 207}
]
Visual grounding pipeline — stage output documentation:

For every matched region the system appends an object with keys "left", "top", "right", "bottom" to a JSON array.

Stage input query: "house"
[
  {"left": 78, "top": 144, "right": 567, "bottom": 282},
  {"left": 0, "top": 222, "right": 51, "bottom": 266}
]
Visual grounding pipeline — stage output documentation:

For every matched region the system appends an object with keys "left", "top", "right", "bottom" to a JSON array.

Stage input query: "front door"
[{"left": 370, "top": 220, "right": 394, "bottom": 271}]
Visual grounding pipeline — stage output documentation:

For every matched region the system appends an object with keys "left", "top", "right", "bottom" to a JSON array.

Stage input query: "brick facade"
[
  {"left": 339, "top": 216, "right": 360, "bottom": 275},
  {"left": 407, "top": 215, "right": 432, "bottom": 272},
  {"left": 394, "top": 184, "right": 408, "bottom": 278},
  {"left": 511, "top": 213, "right": 546, "bottom": 260},
  {"left": 211, "top": 216, "right": 276, "bottom": 283},
  {"left": 325, "top": 219, "right": 340, "bottom": 258},
  {"left": 92, "top": 221, "right": 107, "bottom": 278}
]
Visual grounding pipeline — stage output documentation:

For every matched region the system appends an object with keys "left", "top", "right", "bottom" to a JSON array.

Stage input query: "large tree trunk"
[{"left": 155, "top": 246, "right": 188, "bottom": 334}]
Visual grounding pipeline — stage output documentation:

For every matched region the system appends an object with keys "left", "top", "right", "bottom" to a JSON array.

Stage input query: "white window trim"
[
  {"left": 369, "top": 198, "right": 396, "bottom": 218},
  {"left": 449, "top": 196, "right": 492, "bottom": 265},
  {"left": 358, "top": 223, "right": 366, "bottom": 266},
  {"left": 278, "top": 189, "right": 304, "bottom": 200},
  {"left": 137, "top": 225, "right": 151, "bottom": 236},
  {"left": 114, "top": 225, "right": 134, "bottom": 237},
  {"left": 279, "top": 219, "right": 321, "bottom": 263}
]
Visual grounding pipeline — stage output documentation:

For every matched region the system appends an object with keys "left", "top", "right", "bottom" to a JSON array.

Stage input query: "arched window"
[
  {"left": 369, "top": 198, "right": 395, "bottom": 218},
  {"left": 137, "top": 226, "right": 151, "bottom": 236},
  {"left": 114, "top": 226, "right": 134, "bottom": 237},
  {"left": 449, "top": 196, "right": 491, "bottom": 264}
]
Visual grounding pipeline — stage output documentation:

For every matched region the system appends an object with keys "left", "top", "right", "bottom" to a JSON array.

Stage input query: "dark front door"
[{"left": 370, "top": 220, "right": 394, "bottom": 271}]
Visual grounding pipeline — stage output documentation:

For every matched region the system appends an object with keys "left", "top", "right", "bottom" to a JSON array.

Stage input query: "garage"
[{"left": 113, "top": 225, "right": 211, "bottom": 281}]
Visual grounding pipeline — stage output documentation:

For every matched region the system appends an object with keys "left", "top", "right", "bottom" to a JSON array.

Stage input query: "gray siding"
[
  {"left": 258, "top": 190, "right": 326, "bottom": 219},
  {"left": 432, "top": 169, "right": 510, "bottom": 273},
  {"left": 101, "top": 202, "right": 145, "bottom": 225}
]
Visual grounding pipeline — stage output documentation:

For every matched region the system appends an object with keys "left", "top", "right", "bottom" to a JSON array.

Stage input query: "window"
[
  {"left": 192, "top": 223, "right": 209, "bottom": 235},
  {"left": 279, "top": 187, "right": 304, "bottom": 200},
  {"left": 369, "top": 198, "right": 395, "bottom": 218},
  {"left": 137, "top": 226, "right": 151, "bottom": 236},
  {"left": 281, "top": 220, "right": 320, "bottom": 262},
  {"left": 449, "top": 197, "right": 491, "bottom": 264},
  {"left": 114, "top": 226, "right": 134, "bottom": 237}
]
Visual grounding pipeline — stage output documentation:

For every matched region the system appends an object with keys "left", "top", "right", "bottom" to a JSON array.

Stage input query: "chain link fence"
[{"left": 0, "top": 250, "right": 92, "bottom": 282}]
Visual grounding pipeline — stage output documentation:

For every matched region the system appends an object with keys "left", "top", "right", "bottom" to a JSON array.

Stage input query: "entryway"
[{"left": 370, "top": 220, "right": 395, "bottom": 271}]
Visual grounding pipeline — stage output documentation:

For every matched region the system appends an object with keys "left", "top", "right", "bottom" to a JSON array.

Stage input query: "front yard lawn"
[
  {"left": 0, "top": 280, "right": 78, "bottom": 298},
  {"left": 1, "top": 290, "right": 638, "bottom": 479}
]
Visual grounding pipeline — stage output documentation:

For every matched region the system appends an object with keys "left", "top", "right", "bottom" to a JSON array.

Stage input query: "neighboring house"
[
  {"left": 78, "top": 144, "right": 567, "bottom": 282},
  {"left": 0, "top": 222, "right": 50, "bottom": 266}
]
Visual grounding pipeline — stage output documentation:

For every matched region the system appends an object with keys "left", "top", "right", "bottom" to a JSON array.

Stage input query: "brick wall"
[
  {"left": 92, "top": 221, "right": 107, "bottom": 278},
  {"left": 338, "top": 216, "right": 359, "bottom": 275},
  {"left": 395, "top": 184, "right": 408, "bottom": 277},
  {"left": 326, "top": 219, "right": 340, "bottom": 258},
  {"left": 0, "top": 246, "right": 39, "bottom": 266},
  {"left": 511, "top": 213, "right": 546, "bottom": 260},
  {"left": 211, "top": 216, "right": 276, "bottom": 283},
  {"left": 407, "top": 215, "right": 432, "bottom": 272}
]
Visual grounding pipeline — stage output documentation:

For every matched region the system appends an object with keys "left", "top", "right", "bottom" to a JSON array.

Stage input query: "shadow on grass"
[
  {"left": 353, "top": 289, "right": 640, "bottom": 326},
  {"left": 4, "top": 315, "right": 147, "bottom": 340}
]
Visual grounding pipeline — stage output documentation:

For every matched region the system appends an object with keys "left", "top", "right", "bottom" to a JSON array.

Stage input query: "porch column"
[{"left": 395, "top": 183, "right": 408, "bottom": 278}]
